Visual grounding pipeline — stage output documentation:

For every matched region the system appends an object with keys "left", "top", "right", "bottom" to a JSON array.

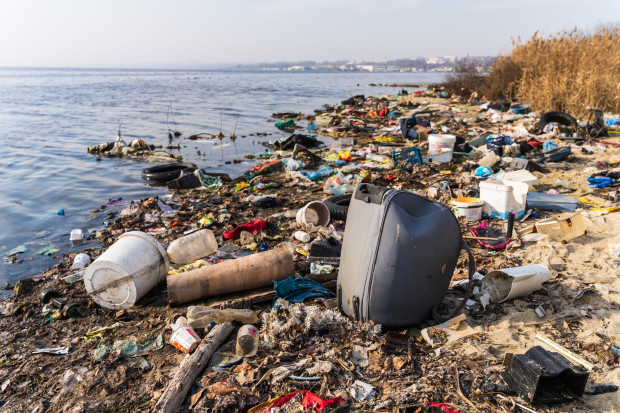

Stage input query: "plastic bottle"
[
  {"left": 366, "top": 153, "right": 389, "bottom": 163},
  {"left": 294, "top": 231, "right": 311, "bottom": 243},
  {"left": 63, "top": 270, "right": 84, "bottom": 284},
  {"left": 186, "top": 306, "right": 258, "bottom": 328},
  {"left": 170, "top": 316, "right": 201, "bottom": 353},
  {"left": 167, "top": 229, "right": 217, "bottom": 264}
]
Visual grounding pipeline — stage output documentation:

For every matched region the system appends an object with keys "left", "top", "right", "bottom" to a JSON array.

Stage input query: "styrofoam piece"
[
  {"left": 479, "top": 179, "right": 529, "bottom": 219},
  {"left": 84, "top": 231, "right": 169, "bottom": 309},
  {"left": 482, "top": 264, "right": 552, "bottom": 302},
  {"left": 535, "top": 211, "right": 586, "bottom": 242},
  {"left": 421, "top": 314, "right": 477, "bottom": 345},
  {"left": 503, "top": 169, "right": 538, "bottom": 189}
]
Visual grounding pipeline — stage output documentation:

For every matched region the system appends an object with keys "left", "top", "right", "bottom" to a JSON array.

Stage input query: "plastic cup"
[
  {"left": 296, "top": 201, "right": 330, "bottom": 227},
  {"left": 236, "top": 325, "right": 259, "bottom": 357}
]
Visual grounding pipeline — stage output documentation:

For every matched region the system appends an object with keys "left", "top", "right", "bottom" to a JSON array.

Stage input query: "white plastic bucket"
[
  {"left": 452, "top": 197, "right": 483, "bottom": 221},
  {"left": 296, "top": 201, "right": 330, "bottom": 227},
  {"left": 426, "top": 149, "right": 453, "bottom": 163},
  {"left": 428, "top": 134, "right": 456, "bottom": 153},
  {"left": 481, "top": 264, "right": 552, "bottom": 302},
  {"left": 84, "top": 231, "right": 169, "bottom": 309}
]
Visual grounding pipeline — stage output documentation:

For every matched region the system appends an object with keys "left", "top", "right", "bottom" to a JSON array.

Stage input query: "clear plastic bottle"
[
  {"left": 186, "top": 306, "right": 258, "bottom": 328},
  {"left": 167, "top": 229, "right": 217, "bottom": 264},
  {"left": 366, "top": 153, "right": 389, "bottom": 163}
]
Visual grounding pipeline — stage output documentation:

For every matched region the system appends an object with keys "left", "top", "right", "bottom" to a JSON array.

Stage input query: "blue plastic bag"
[
  {"left": 299, "top": 165, "right": 333, "bottom": 181},
  {"left": 273, "top": 276, "right": 335, "bottom": 309},
  {"left": 543, "top": 140, "right": 559, "bottom": 153}
]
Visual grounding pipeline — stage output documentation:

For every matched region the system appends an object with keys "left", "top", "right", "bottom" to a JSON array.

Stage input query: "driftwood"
[{"left": 154, "top": 322, "right": 234, "bottom": 413}]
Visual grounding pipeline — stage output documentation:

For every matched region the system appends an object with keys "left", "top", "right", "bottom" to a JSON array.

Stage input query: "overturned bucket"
[
  {"left": 482, "top": 264, "right": 552, "bottom": 303},
  {"left": 452, "top": 197, "right": 483, "bottom": 221},
  {"left": 84, "top": 231, "right": 169, "bottom": 309},
  {"left": 296, "top": 201, "right": 330, "bottom": 227}
]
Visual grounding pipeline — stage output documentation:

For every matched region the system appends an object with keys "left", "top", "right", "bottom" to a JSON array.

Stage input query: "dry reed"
[{"left": 448, "top": 26, "right": 620, "bottom": 118}]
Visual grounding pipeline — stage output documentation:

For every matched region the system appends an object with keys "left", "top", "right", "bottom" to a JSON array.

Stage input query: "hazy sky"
[{"left": 0, "top": 0, "right": 617, "bottom": 68}]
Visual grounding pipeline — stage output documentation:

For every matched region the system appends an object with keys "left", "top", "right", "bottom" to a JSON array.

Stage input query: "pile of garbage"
[{"left": 1, "top": 90, "right": 620, "bottom": 412}]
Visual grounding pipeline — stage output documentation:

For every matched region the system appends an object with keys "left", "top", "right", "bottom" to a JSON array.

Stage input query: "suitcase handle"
[
  {"left": 354, "top": 183, "right": 388, "bottom": 205},
  {"left": 431, "top": 240, "right": 476, "bottom": 323}
]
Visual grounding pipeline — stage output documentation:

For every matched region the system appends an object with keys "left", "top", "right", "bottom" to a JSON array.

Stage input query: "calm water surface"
[{"left": 0, "top": 68, "right": 444, "bottom": 284}]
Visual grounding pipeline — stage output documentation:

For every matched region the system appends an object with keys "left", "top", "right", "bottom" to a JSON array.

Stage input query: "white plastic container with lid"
[
  {"left": 503, "top": 169, "right": 538, "bottom": 189},
  {"left": 479, "top": 179, "right": 529, "bottom": 220},
  {"left": 84, "top": 231, "right": 169, "bottom": 309},
  {"left": 70, "top": 229, "right": 84, "bottom": 246},
  {"left": 167, "top": 229, "right": 217, "bottom": 264},
  {"left": 428, "top": 134, "right": 456, "bottom": 153}
]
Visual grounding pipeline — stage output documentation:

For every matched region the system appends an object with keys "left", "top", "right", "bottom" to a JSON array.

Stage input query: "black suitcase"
[{"left": 337, "top": 184, "right": 475, "bottom": 326}]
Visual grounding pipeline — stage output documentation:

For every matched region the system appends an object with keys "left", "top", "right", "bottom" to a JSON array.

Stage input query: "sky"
[{"left": 0, "top": 0, "right": 618, "bottom": 68}]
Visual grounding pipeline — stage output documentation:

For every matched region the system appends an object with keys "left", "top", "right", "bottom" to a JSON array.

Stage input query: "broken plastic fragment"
[
  {"left": 350, "top": 380, "right": 376, "bottom": 401},
  {"left": 33, "top": 346, "right": 69, "bottom": 355}
]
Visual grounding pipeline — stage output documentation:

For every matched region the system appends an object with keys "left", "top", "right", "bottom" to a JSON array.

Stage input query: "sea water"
[{"left": 0, "top": 68, "right": 443, "bottom": 283}]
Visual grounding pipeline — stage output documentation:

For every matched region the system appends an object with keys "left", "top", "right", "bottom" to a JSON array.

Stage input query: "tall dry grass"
[{"left": 450, "top": 26, "right": 620, "bottom": 118}]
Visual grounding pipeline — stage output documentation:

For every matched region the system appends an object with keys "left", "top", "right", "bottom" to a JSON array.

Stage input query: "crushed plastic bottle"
[
  {"left": 187, "top": 306, "right": 258, "bottom": 329},
  {"left": 167, "top": 229, "right": 217, "bottom": 264},
  {"left": 294, "top": 231, "right": 311, "bottom": 243},
  {"left": 239, "top": 231, "right": 255, "bottom": 245}
]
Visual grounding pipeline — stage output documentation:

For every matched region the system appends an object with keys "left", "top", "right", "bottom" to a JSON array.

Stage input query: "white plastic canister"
[
  {"left": 428, "top": 134, "right": 456, "bottom": 153},
  {"left": 84, "top": 231, "right": 169, "bottom": 309}
]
